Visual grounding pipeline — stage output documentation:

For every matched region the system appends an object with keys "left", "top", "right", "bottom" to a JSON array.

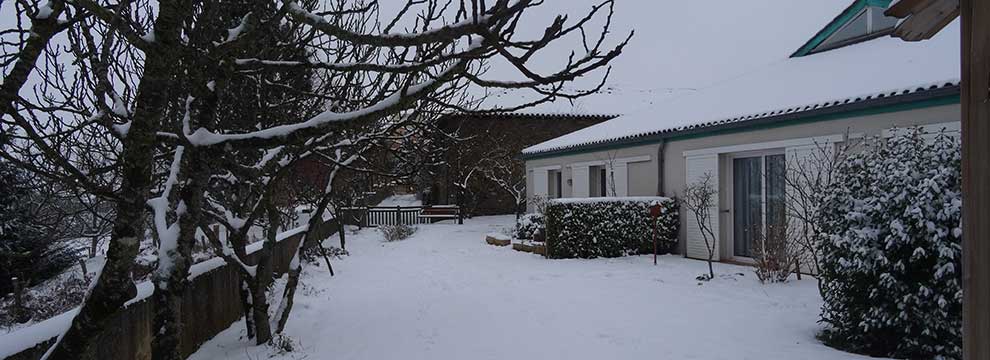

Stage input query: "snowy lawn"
[
  {"left": 375, "top": 194, "right": 422, "bottom": 207},
  {"left": 190, "top": 215, "right": 878, "bottom": 360}
]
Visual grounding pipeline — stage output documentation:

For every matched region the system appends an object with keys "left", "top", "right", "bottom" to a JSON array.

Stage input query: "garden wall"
[{"left": 3, "top": 219, "right": 339, "bottom": 360}]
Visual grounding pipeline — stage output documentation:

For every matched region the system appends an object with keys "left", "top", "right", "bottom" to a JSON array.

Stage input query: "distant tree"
[{"left": 0, "top": 159, "right": 77, "bottom": 295}]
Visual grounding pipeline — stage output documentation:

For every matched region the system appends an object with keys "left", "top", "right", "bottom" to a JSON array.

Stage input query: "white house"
[{"left": 521, "top": 0, "right": 960, "bottom": 263}]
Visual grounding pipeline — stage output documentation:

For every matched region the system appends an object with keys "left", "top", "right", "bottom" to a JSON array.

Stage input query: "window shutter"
[
  {"left": 533, "top": 169, "right": 549, "bottom": 199},
  {"left": 572, "top": 166, "right": 590, "bottom": 198},
  {"left": 685, "top": 154, "right": 720, "bottom": 261},
  {"left": 612, "top": 163, "right": 628, "bottom": 197}
]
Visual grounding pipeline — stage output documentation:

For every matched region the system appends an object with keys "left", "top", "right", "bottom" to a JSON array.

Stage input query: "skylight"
[
  {"left": 812, "top": 6, "right": 898, "bottom": 53},
  {"left": 790, "top": 0, "right": 900, "bottom": 57}
]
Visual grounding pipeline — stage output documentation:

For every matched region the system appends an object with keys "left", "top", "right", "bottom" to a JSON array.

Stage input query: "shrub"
[
  {"left": 0, "top": 274, "right": 89, "bottom": 330},
  {"left": 380, "top": 224, "right": 417, "bottom": 242},
  {"left": 544, "top": 197, "right": 678, "bottom": 259},
  {"left": 514, "top": 212, "right": 545, "bottom": 241},
  {"left": 817, "top": 129, "right": 962, "bottom": 359},
  {"left": 0, "top": 160, "right": 77, "bottom": 295},
  {"left": 751, "top": 224, "right": 799, "bottom": 283}
]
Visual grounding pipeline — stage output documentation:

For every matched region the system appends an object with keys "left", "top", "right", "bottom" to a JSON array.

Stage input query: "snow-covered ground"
[
  {"left": 190, "top": 216, "right": 877, "bottom": 360},
  {"left": 376, "top": 194, "right": 422, "bottom": 207}
]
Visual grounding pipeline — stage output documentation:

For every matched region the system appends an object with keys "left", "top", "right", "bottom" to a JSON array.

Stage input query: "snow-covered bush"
[
  {"left": 380, "top": 224, "right": 417, "bottom": 242},
  {"left": 0, "top": 160, "right": 77, "bottom": 295},
  {"left": 0, "top": 274, "right": 89, "bottom": 330},
  {"left": 544, "top": 197, "right": 678, "bottom": 259},
  {"left": 514, "top": 213, "right": 545, "bottom": 241},
  {"left": 817, "top": 129, "right": 962, "bottom": 358}
]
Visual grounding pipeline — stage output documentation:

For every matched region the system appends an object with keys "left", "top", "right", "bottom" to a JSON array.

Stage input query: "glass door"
[
  {"left": 732, "top": 154, "right": 786, "bottom": 258},
  {"left": 733, "top": 157, "right": 762, "bottom": 257}
]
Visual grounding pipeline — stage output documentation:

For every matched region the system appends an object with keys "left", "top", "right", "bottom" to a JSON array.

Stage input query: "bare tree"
[
  {"left": 2, "top": 0, "right": 630, "bottom": 357},
  {"left": 480, "top": 145, "right": 527, "bottom": 218},
  {"left": 600, "top": 151, "right": 619, "bottom": 197},
  {"left": 750, "top": 222, "right": 800, "bottom": 283},
  {"left": 683, "top": 172, "right": 717, "bottom": 281},
  {"left": 783, "top": 134, "right": 859, "bottom": 291}
]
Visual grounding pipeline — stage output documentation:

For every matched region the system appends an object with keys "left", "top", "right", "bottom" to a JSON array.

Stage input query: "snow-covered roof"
[
  {"left": 522, "top": 20, "right": 960, "bottom": 156},
  {"left": 469, "top": 0, "right": 852, "bottom": 115}
]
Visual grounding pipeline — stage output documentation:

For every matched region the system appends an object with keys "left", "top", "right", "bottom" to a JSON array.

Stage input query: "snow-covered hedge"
[
  {"left": 514, "top": 212, "right": 545, "bottom": 240},
  {"left": 817, "top": 130, "right": 962, "bottom": 359},
  {"left": 544, "top": 197, "right": 678, "bottom": 259}
]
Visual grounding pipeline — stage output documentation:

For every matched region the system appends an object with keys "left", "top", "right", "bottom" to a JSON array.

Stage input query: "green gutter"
[{"left": 521, "top": 90, "right": 960, "bottom": 161}]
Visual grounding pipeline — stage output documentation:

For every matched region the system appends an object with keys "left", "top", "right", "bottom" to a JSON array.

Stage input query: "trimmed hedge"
[{"left": 544, "top": 197, "right": 678, "bottom": 259}]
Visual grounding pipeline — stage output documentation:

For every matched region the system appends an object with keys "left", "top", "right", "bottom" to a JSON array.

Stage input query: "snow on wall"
[
  {"left": 0, "top": 224, "right": 312, "bottom": 359},
  {"left": 550, "top": 196, "right": 671, "bottom": 205}
]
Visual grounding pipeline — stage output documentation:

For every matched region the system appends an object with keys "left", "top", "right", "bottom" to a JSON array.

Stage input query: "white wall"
[{"left": 525, "top": 103, "right": 961, "bottom": 258}]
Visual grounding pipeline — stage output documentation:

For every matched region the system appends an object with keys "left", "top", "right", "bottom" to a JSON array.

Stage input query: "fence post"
[
  {"left": 457, "top": 206, "right": 463, "bottom": 225},
  {"left": 89, "top": 233, "right": 99, "bottom": 258},
  {"left": 396, "top": 205, "right": 401, "bottom": 225},
  {"left": 11, "top": 277, "right": 29, "bottom": 323},
  {"left": 79, "top": 259, "right": 89, "bottom": 280}
]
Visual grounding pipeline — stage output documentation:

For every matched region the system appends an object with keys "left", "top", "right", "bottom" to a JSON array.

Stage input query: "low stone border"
[
  {"left": 485, "top": 233, "right": 511, "bottom": 246},
  {"left": 512, "top": 242, "right": 546, "bottom": 256}
]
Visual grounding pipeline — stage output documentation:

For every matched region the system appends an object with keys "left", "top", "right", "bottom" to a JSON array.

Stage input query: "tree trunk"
[
  {"left": 275, "top": 197, "right": 333, "bottom": 333},
  {"left": 250, "top": 273, "right": 272, "bottom": 345},
  {"left": 47, "top": 2, "right": 185, "bottom": 356},
  {"left": 249, "top": 204, "right": 279, "bottom": 345},
  {"left": 151, "top": 148, "right": 209, "bottom": 360},
  {"left": 239, "top": 273, "right": 256, "bottom": 340},
  {"left": 89, "top": 236, "right": 99, "bottom": 259}
]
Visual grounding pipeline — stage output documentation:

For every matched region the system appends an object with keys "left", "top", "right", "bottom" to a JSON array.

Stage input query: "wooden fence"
[
  {"left": 340, "top": 205, "right": 462, "bottom": 227},
  {"left": 5, "top": 219, "right": 339, "bottom": 360}
]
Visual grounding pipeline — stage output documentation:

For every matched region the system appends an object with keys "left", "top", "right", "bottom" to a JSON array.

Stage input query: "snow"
[
  {"left": 551, "top": 196, "right": 670, "bottom": 205},
  {"left": 112, "top": 121, "right": 132, "bottom": 137},
  {"left": 524, "top": 21, "right": 961, "bottom": 155},
  {"left": 225, "top": 14, "right": 250, "bottom": 43},
  {"left": 485, "top": 232, "right": 510, "bottom": 241},
  {"left": 0, "top": 309, "right": 76, "bottom": 359},
  {"left": 463, "top": 0, "right": 852, "bottom": 116},
  {"left": 124, "top": 282, "right": 155, "bottom": 307},
  {"left": 34, "top": 2, "right": 54, "bottom": 19},
  {"left": 189, "top": 216, "right": 881, "bottom": 360},
  {"left": 150, "top": 147, "right": 186, "bottom": 286},
  {"left": 376, "top": 194, "right": 422, "bottom": 207},
  {"left": 0, "top": 223, "right": 312, "bottom": 359}
]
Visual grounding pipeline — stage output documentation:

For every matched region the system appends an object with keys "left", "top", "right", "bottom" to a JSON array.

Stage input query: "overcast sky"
[{"left": 1, "top": 1, "right": 855, "bottom": 114}]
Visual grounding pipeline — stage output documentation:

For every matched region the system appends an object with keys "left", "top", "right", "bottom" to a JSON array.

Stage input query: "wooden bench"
[{"left": 418, "top": 206, "right": 462, "bottom": 224}]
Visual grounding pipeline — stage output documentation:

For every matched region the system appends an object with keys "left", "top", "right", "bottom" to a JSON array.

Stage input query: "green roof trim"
[
  {"left": 520, "top": 90, "right": 960, "bottom": 161},
  {"left": 790, "top": 0, "right": 893, "bottom": 58}
]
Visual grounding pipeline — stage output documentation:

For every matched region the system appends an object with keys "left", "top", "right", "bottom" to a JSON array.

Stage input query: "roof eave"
[{"left": 521, "top": 84, "right": 960, "bottom": 160}]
